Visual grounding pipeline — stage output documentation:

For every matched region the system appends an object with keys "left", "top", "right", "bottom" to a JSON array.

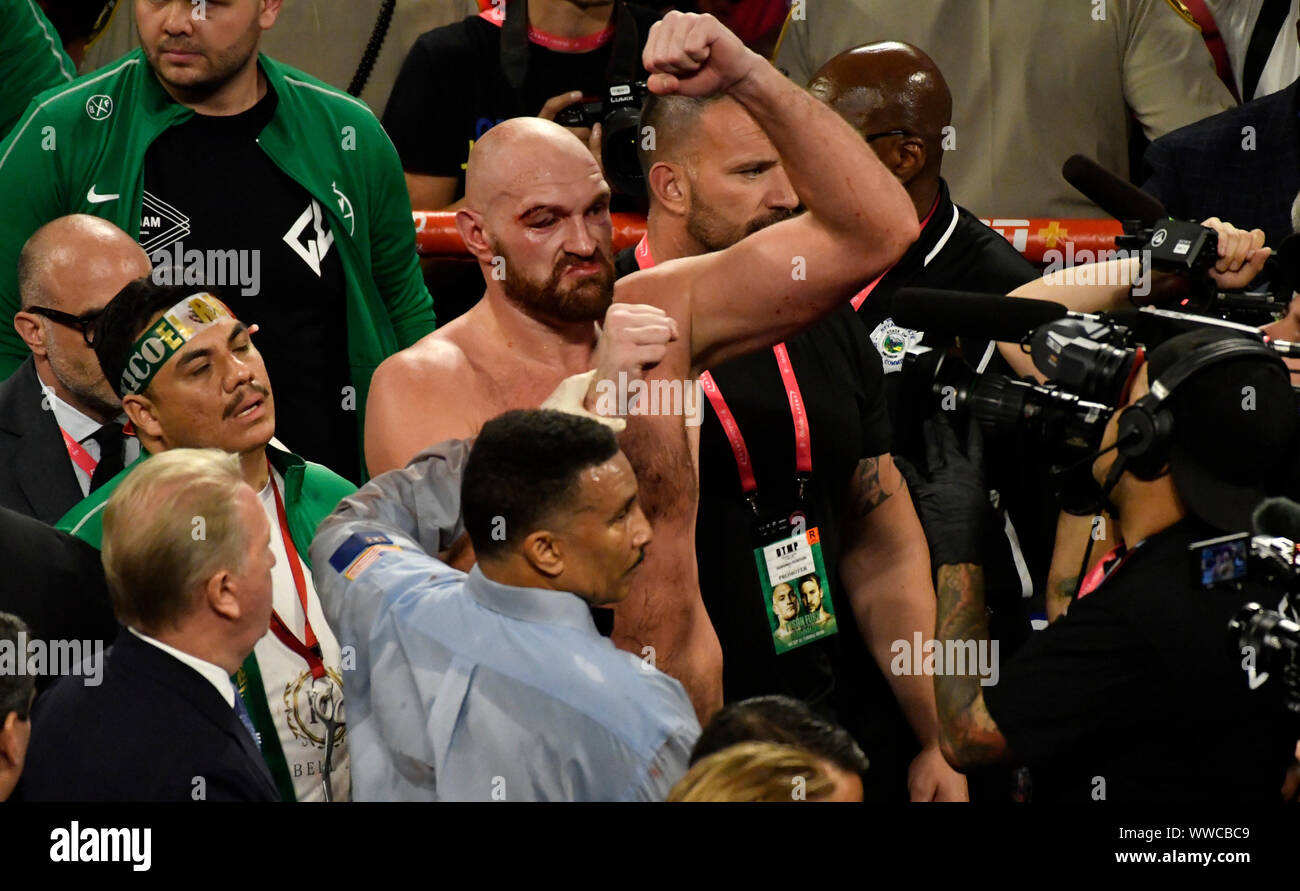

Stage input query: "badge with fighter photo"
[{"left": 753, "top": 513, "right": 837, "bottom": 654}]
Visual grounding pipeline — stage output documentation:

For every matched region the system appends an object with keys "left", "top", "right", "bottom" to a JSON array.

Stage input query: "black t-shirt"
[
  {"left": 854, "top": 179, "right": 1052, "bottom": 644},
  {"left": 983, "top": 519, "right": 1299, "bottom": 802},
  {"left": 141, "top": 87, "right": 357, "bottom": 481},
  {"left": 382, "top": 3, "right": 661, "bottom": 198},
  {"left": 695, "top": 305, "right": 915, "bottom": 798},
  {"left": 620, "top": 243, "right": 908, "bottom": 795}
]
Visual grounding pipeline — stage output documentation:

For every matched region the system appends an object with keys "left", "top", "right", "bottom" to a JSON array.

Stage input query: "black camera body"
[
  {"left": 555, "top": 81, "right": 649, "bottom": 197},
  {"left": 1117, "top": 218, "right": 1219, "bottom": 278},
  {"left": 902, "top": 313, "right": 1142, "bottom": 514},
  {"left": 1229, "top": 601, "right": 1300, "bottom": 714},
  {"left": 554, "top": 80, "right": 648, "bottom": 129}
]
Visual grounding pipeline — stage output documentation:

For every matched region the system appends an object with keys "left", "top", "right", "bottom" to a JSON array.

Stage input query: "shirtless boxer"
[{"left": 363, "top": 12, "right": 918, "bottom": 720}]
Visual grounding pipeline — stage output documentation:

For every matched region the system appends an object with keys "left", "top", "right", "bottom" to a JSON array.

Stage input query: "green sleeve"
[
  {"left": 294, "top": 464, "right": 359, "bottom": 567},
  {"left": 0, "top": 95, "right": 69, "bottom": 379},
  {"left": 55, "top": 493, "right": 107, "bottom": 550},
  {"left": 0, "top": 1, "right": 74, "bottom": 140},
  {"left": 365, "top": 120, "right": 437, "bottom": 349}
]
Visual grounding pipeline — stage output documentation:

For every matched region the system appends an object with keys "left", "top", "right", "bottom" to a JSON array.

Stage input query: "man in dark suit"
[
  {"left": 17, "top": 448, "right": 280, "bottom": 802},
  {"left": 1, "top": 215, "right": 150, "bottom": 523},
  {"left": 1142, "top": 75, "right": 1299, "bottom": 250},
  {"left": 0, "top": 505, "right": 117, "bottom": 692},
  {"left": 0, "top": 612, "right": 35, "bottom": 801}
]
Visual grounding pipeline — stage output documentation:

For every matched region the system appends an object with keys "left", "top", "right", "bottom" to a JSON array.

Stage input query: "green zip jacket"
[
  {"left": 56, "top": 444, "right": 357, "bottom": 802},
  {"left": 0, "top": 49, "right": 437, "bottom": 474},
  {"left": 0, "top": 0, "right": 75, "bottom": 139}
]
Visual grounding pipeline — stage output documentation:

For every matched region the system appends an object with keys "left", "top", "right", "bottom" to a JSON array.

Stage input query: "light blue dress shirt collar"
[{"left": 464, "top": 565, "right": 599, "bottom": 635}]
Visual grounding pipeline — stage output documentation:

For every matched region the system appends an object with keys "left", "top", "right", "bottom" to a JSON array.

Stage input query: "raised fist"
[
  {"left": 642, "top": 11, "right": 761, "bottom": 98},
  {"left": 584, "top": 303, "right": 680, "bottom": 415}
]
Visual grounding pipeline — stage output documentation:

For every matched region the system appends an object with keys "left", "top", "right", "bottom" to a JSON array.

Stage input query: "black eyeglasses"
[
  {"left": 865, "top": 129, "right": 909, "bottom": 142},
  {"left": 24, "top": 306, "right": 103, "bottom": 346}
]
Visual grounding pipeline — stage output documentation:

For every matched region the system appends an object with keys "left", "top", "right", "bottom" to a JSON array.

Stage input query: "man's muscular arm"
[
  {"left": 365, "top": 340, "right": 479, "bottom": 475},
  {"left": 616, "top": 12, "right": 919, "bottom": 371},
  {"left": 934, "top": 563, "right": 1010, "bottom": 770},
  {"left": 840, "top": 455, "right": 969, "bottom": 801}
]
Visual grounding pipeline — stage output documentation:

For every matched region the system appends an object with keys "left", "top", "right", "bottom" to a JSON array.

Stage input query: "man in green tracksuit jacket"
[
  {"left": 0, "top": 0, "right": 436, "bottom": 480},
  {"left": 0, "top": 0, "right": 75, "bottom": 139},
  {"left": 58, "top": 280, "right": 356, "bottom": 802}
]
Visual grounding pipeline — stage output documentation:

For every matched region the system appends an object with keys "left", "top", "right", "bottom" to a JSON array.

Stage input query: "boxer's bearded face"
[{"left": 491, "top": 237, "right": 615, "bottom": 324}]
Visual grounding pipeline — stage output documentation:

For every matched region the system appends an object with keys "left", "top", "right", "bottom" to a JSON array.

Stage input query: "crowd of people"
[{"left": 1, "top": 0, "right": 1300, "bottom": 803}]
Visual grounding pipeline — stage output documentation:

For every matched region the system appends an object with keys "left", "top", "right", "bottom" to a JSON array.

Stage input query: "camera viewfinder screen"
[{"left": 1199, "top": 538, "right": 1249, "bottom": 587}]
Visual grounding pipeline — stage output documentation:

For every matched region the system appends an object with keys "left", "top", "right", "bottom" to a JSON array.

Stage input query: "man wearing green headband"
[{"left": 57, "top": 279, "right": 356, "bottom": 803}]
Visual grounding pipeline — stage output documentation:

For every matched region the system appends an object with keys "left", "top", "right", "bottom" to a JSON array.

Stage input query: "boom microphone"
[
  {"left": 1266, "top": 233, "right": 1300, "bottom": 296},
  {"left": 1062, "top": 154, "right": 1168, "bottom": 227},
  {"left": 1252, "top": 497, "right": 1300, "bottom": 540},
  {"left": 890, "top": 288, "right": 1070, "bottom": 342}
]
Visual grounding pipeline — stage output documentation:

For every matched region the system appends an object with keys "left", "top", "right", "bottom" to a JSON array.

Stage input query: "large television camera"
[
  {"left": 896, "top": 296, "right": 1300, "bottom": 516},
  {"left": 1063, "top": 154, "right": 1299, "bottom": 326}
]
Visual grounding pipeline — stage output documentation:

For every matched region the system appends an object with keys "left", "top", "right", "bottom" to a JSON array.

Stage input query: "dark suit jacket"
[
  {"left": 1142, "top": 80, "right": 1300, "bottom": 251},
  {"left": 0, "top": 355, "right": 86, "bottom": 524},
  {"left": 15, "top": 631, "right": 280, "bottom": 802},
  {"left": 0, "top": 505, "right": 117, "bottom": 691}
]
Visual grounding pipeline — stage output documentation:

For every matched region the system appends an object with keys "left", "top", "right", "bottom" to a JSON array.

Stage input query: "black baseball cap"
[{"left": 1145, "top": 328, "right": 1300, "bottom": 533}]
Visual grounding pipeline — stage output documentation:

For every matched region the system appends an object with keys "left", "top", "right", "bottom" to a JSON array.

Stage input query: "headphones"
[{"left": 1116, "top": 336, "right": 1283, "bottom": 480}]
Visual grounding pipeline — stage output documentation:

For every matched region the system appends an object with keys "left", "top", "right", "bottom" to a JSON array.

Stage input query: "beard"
[
  {"left": 143, "top": 22, "right": 261, "bottom": 100},
  {"left": 493, "top": 240, "right": 615, "bottom": 323},
  {"left": 685, "top": 201, "right": 799, "bottom": 253}
]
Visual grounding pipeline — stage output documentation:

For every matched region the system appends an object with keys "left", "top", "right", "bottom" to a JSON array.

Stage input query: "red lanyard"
[
  {"left": 633, "top": 236, "right": 811, "bottom": 497},
  {"left": 700, "top": 345, "right": 812, "bottom": 498},
  {"left": 1076, "top": 544, "right": 1134, "bottom": 599},
  {"left": 59, "top": 428, "right": 98, "bottom": 477},
  {"left": 479, "top": 4, "right": 615, "bottom": 52},
  {"left": 266, "top": 461, "right": 325, "bottom": 679},
  {"left": 850, "top": 193, "right": 941, "bottom": 311},
  {"left": 58, "top": 421, "right": 136, "bottom": 478}
]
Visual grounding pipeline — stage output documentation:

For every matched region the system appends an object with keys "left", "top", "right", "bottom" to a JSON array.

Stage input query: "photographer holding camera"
[
  {"left": 384, "top": 0, "right": 661, "bottom": 213},
  {"left": 902, "top": 328, "right": 1300, "bottom": 801}
]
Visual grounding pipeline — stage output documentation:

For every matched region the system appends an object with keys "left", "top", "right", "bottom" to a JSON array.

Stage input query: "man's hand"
[
  {"left": 895, "top": 415, "right": 990, "bottom": 570},
  {"left": 1200, "top": 217, "right": 1270, "bottom": 290},
  {"left": 585, "top": 303, "right": 680, "bottom": 415},
  {"left": 537, "top": 90, "right": 604, "bottom": 175},
  {"left": 642, "top": 11, "right": 761, "bottom": 97},
  {"left": 909, "top": 742, "right": 970, "bottom": 801}
]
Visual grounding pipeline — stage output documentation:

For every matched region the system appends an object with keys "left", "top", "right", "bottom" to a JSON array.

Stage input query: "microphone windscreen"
[
  {"left": 890, "top": 288, "right": 1069, "bottom": 342},
  {"left": 1251, "top": 496, "right": 1300, "bottom": 539},
  {"left": 1062, "top": 154, "right": 1168, "bottom": 227}
]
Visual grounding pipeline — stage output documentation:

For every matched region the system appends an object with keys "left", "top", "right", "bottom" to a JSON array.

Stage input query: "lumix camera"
[{"left": 555, "top": 81, "right": 650, "bottom": 197}]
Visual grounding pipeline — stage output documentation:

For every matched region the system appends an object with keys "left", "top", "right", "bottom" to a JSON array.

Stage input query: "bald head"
[
  {"left": 808, "top": 41, "right": 952, "bottom": 171},
  {"left": 464, "top": 117, "right": 605, "bottom": 215},
  {"left": 17, "top": 215, "right": 150, "bottom": 312},
  {"left": 14, "top": 215, "right": 150, "bottom": 421}
]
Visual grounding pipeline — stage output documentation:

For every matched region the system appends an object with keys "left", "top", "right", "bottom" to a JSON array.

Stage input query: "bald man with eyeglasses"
[{"left": 0, "top": 215, "right": 150, "bottom": 523}]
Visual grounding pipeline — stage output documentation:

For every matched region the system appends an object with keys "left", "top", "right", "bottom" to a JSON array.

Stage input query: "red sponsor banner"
[{"left": 412, "top": 211, "right": 1124, "bottom": 266}]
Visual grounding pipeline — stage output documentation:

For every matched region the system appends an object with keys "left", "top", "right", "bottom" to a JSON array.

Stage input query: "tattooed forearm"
[
  {"left": 934, "top": 563, "right": 1009, "bottom": 767},
  {"left": 851, "top": 455, "right": 896, "bottom": 517},
  {"left": 1047, "top": 577, "right": 1077, "bottom": 623}
]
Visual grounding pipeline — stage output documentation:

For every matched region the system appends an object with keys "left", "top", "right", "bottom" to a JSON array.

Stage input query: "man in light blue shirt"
[{"left": 309, "top": 409, "right": 700, "bottom": 801}]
